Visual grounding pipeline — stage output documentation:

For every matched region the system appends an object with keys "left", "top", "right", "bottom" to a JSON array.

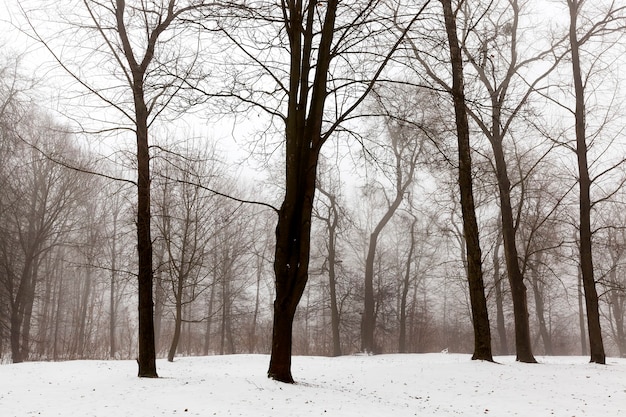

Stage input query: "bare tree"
[
  {"left": 23, "top": 0, "right": 218, "bottom": 376},
  {"left": 565, "top": 0, "right": 626, "bottom": 365},
  {"left": 408, "top": 0, "right": 494, "bottom": 361},
  {"left": 152, "top": 147, "right": 215, "bottom": 362},
  {"left": 359, "top": 87, "right": 427, "bottom": 354},
  {"left": 202, "top": 0, "right": 430, "bottom": 382},
  {"left": 315, "top": 179, "right": 344, "bottom": 357}
]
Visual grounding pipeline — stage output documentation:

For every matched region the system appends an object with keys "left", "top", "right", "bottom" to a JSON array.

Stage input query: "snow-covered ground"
[{"left": 1, "top": 353, "right": 624, "bottom": 416}]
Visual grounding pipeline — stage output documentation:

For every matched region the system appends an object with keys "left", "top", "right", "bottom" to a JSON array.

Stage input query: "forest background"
[{"left": 1, "top": 0, "right": 626, "bottom": 381}]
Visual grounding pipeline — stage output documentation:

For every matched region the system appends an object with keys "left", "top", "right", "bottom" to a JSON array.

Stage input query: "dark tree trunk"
[
  {"left": 568, "top": 0, "right": 605, "bottom": 364},
  {"left": 20, "top": 265, "right": 37, "bottom": 361},
  {"left": 268, "top": 295, "right": 298, "bottom": 382},
  {"left": 491, "top": 134, "right": 535, "bottom": 363},
  {"left": 113, "top": 0, "right": 188, "bottom": 378},
  {"left": 268, "top": 149, "right": 319, "bottom": 382},
  {"left": 11, "top": 252, "right": 37, "bottom": 363},
  {"left": 269, "top": 0, "right": 419, "bottom": 380},
  {"left": 134, "top": 95, "right": 157, "bottom": 376},
  {"left": 441, "top": 0, "right": 493, "bottom": 362},
  {"left": 268, "top": 0, "right": 334, "bottom": 383},
  {"left": 153, "top": 250, "right": 164, "bottom": 352},
  {"left": 10, "top": 307, "right": 22, "bottom": 363}
]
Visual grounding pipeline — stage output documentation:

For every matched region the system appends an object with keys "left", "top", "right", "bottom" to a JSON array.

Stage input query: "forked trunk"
[{"left": 268, "top": 148, "right": 318, "bottom": 382}]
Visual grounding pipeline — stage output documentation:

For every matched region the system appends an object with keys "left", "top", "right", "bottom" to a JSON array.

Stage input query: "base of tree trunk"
[
  {"left": 471, "top": 351, "right": 494, "bottom": 362},
  {"left": 515, "top": 355, "right": 538, "bottom": 364},
  {"left": 267, "top": 300, "right": 296, "bottom": 384},
  {"left": 137, "top": 358, "right": 159, "bottom": 378},
  {"left": 589, "top": 353, "right": 606, "bottom": 365},
  {"left": 267, "top": 368, "right": 295, "bottom": 384}
]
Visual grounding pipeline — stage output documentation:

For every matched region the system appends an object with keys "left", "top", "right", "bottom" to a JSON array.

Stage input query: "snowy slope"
[{"left": 1, "top": 354, "right": 624, "bottom": 416}]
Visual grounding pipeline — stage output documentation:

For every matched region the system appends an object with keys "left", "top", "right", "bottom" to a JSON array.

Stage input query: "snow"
[{"left": 1, "top": 354, "right": 624, "bottom": 416}]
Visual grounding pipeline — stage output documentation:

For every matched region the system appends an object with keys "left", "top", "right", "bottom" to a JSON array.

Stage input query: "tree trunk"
[
  {"left": 10, "top": 306, "right": 22, "bottom": 363},
  {"left": 267, "top": 0, "right": 338, "bottom": 382},
  {"left": 110, "top": 211, "right": 118, "bottom": 358},
  {"left": 328, "top": 244, "right": 341, "bottom": 357},
  {"left": 167, "top": 278, "right": 184, "bottom": 362},
  {"left": 320, "top": 189, "right": 342, "bottom": 357},
  {"left": 268, "top": 296, "right": 298, "bottom": 382},
  {"left": 268, "top": 150, "right": 318, "bottom": 382},
  {"left": 441, "top": 0, "right": 493, "bottom": 362},
  {"left": 361, "top": 159, "right": 411, "bottom": 353},
  {"left": 53, "top": 272, "right": 64, "bottom": 361},
  {"left": 249, "top": 258, "right": 262, "bottom": 354},
  {"left": 220, "top": 277, "right": 227, "bottom": 355},
  {"left": 490, "top": 128, "right": 535, "bottom": 363},
  {"left": 362, "top": 233, "right": 378, "bottom": 353},
  {"left": 530, "top": 256, "right": 552, "bottom": 355},
  {"left": 77, "top": 267, "right": 92, "bottom": 358},
  {"left": 203, "top": 281, "right": 215, "bottom": 356},
  {"left": 135, "top": 102, "right": 158, "bottom": 377},
  {"left": 568, "top": 0, "right": 605, "bottom": 364},
  {"left": 577, "top": 267, "right": 588, "bottom": 355},
  {"left": 608, "top": 267, "right": 625, "bottom": 356},
  {"left": 20, "top": 273, "right": 37, "bottom": 362},
  {"left": 610, "top": 294, "right": 625, "bottom": 357},
  {"left": 493, "top": 224, "right": 509, "bottom": 355},
  {"left": 399, "top": 218, "right": 417, "bottom": 353}
]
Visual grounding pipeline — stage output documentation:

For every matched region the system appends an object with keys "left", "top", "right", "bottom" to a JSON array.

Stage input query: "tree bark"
[
  {"left": 114, "top": 0, "right": 166, "bottom": 377},
  {"left": 441, "top": 0, "right": 493, "bottom": 362},
  {"left": 568, "top": 0, "right": 606, "bottom": 364},
  {"left": 268, "top": 0, "right": 335, "bottom": 382},
  {"left": 135, "top": 104, "right": 158, "bottom": 377},
  {"left": 268, "top": 0, "right": 421, "bottom": 380},
  {"left": 269, "top": 148, "right": 319, "bottom": 382}
]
